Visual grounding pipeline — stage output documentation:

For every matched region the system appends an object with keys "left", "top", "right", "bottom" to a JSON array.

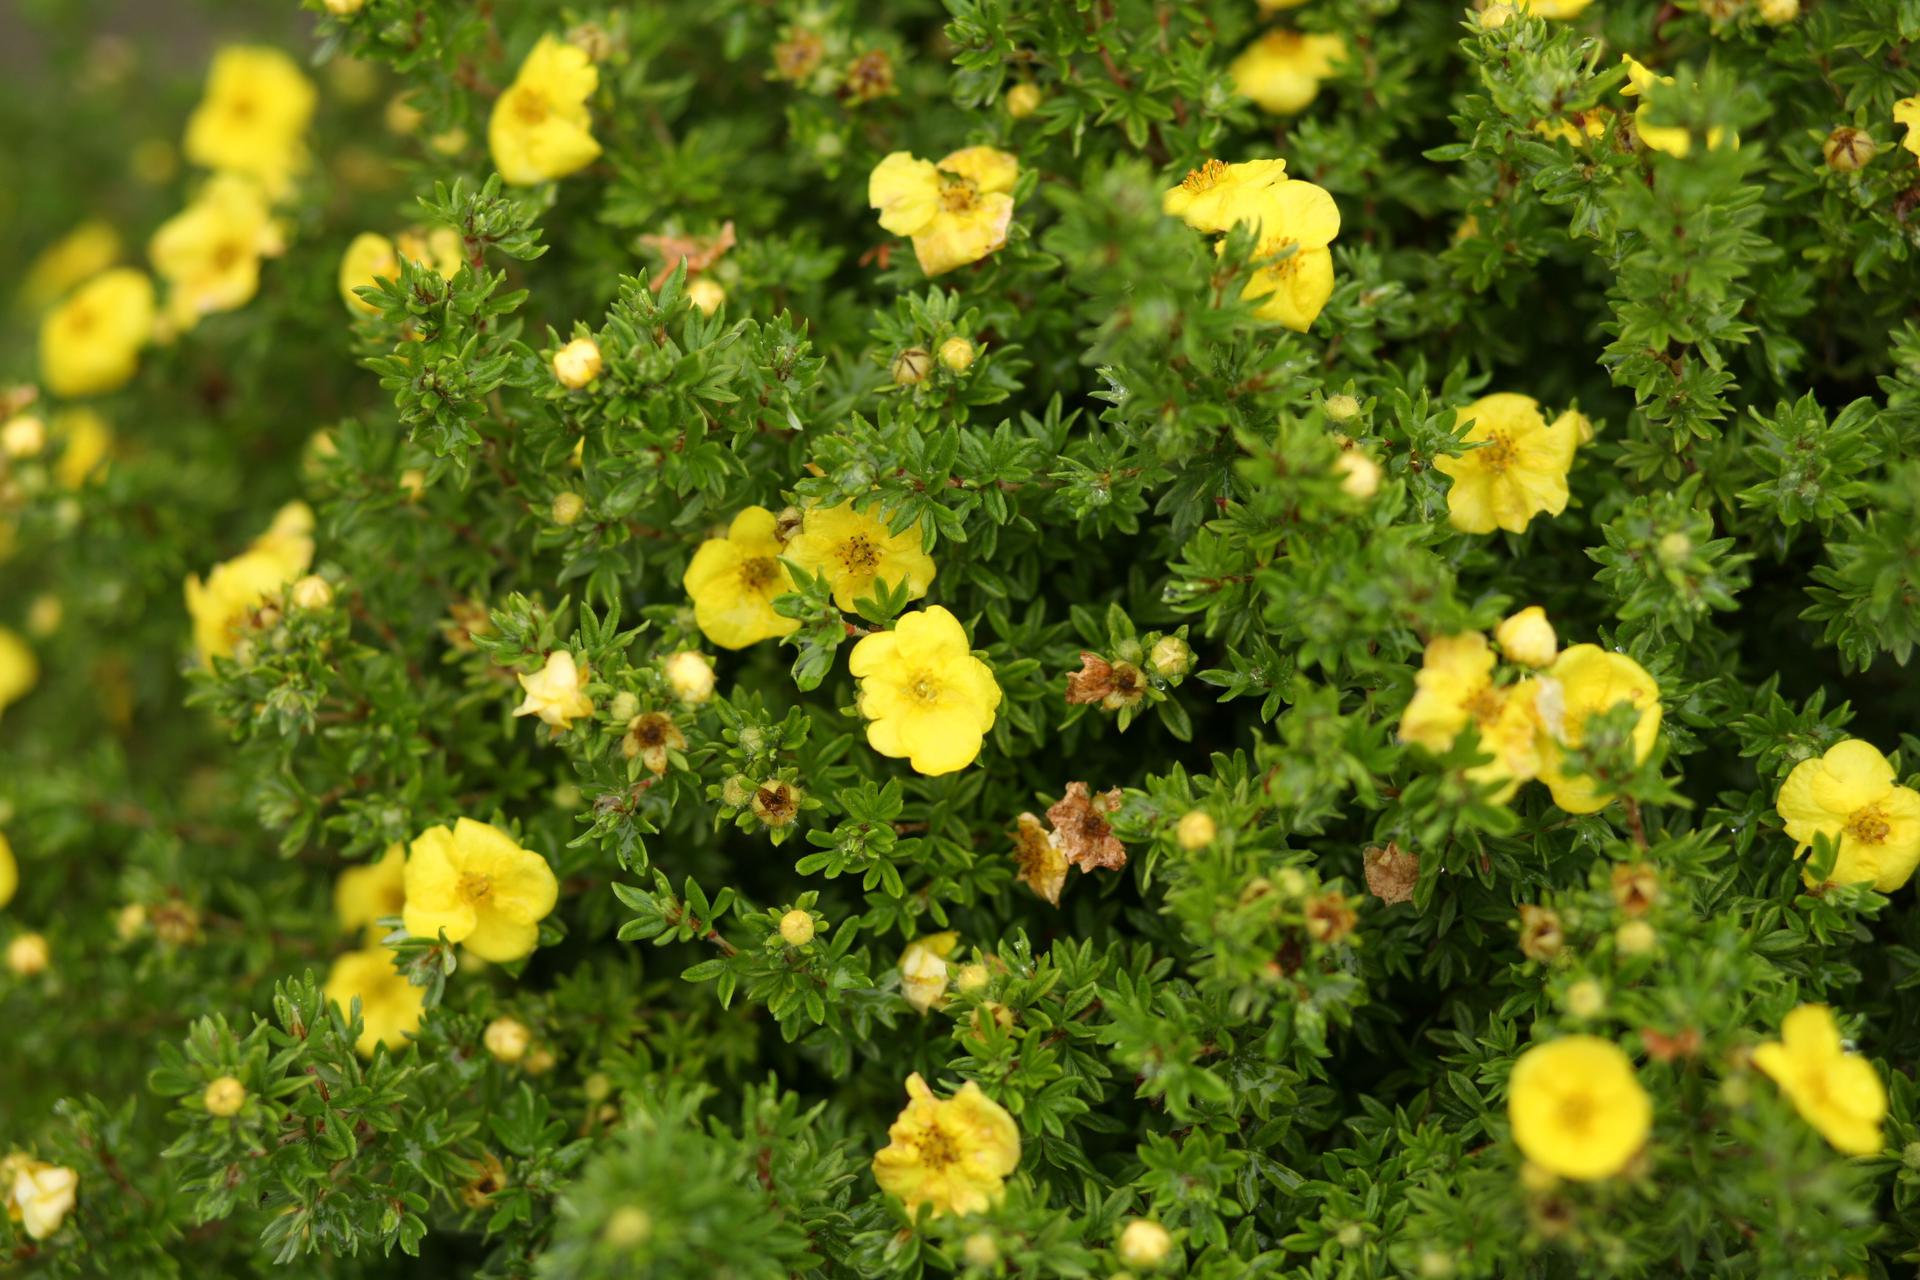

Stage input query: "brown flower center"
[
  {"left": 740, "top": 556, "right": 781, "bottom": 593},
  {"left": 1846, "top": 804, "right": 1891, "bottom": 845},
  {"left": 1478, "top": 429, "right": 1518, "bottom": 473},
  {"left": 840, "top": 535, "right": 880, "bottom": 573},
  {"left": 938, "top": 176, "right": 979, "bottom": 214},
  {"left": 916, "top": 1122, "right": 960, "bottom": 1169}
]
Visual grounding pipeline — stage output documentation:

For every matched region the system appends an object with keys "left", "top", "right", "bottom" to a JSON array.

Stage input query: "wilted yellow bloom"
[
  {"left": 38, "top": 267, "right": 156, "bottom": 398},
  {"left": 183, "top": 45, "right": 316, "bottom": 196},
  {"left": 872, "top": 1072, "right": 1021, "bottom": 1217},
  {"left": 850, "top": 607, "right": 1003, "bottom": 776},
  {"left": 1752, "top": 1004, "right": 1885, "bottom": 1155},
  {"left": 899, "top": 931, "right": 959, "bottom": 1013},
  {"left": 1508, "top": 1036, "right": 1650, "bottom": 1180},
  {"left": 19, "top": 220, "right": 122, "bottom": 312},
  {"left": 1776, "top": 739, "right": 1920, "bottom": 891},
  {"left": 784, "top": 501, "right": 936, "bottom": 613},
  {"left": 1162, "top": 158, "right": 1290, "bottom": 234},
  {"left": 335, "top": 844, "right": 407, "bottom": 939},
  {"left": 51, "top": 409, "right": 113, "bottom": 488},
  {"left": 1230, "top": 30, "right": 1346, "bottom": 115},
  {"left": 149, "top": 174, "right": 283, "bottom": 330},
  {"left": 683, "top": 506, "right": 800, "bottom": 650},
  {"left": 403, "top": 818, "right": 559, "bottom": 962},
  {"left": 0, "top": 628, "right": 37, "bottom": 721},
  {"left": 489, "top": 36, "right": 602, "bottom": 185},
  {"left": 1535, "top": 645, "right": 1662, "bottom": 814},
  {"left": 1495, "top": 606, "right": 1557, "bottom": 668},
  {"left": 5, "top": 1157, "right": 78, "bottom": 1240},
  {"left": 1433, "top": 393, "right": 1580, "bottom": 535},
  {"left": 1620, "top": 55, "right": 1734, "bottom": 158},
  {"left": 184, "top": 501, "right": 314, "bottom": 665},
  {"left": 515, "top": 650, "right": 596, "bottom": 730},
  {"left": 323, "top": 945, "right": 426, "bottom": 1056},
  {"left": 1399, "top": 632, "right": 1540, "bottom": 801},
  {"left": 869, "top": 146, "right": 1019, "bottom": 276}
]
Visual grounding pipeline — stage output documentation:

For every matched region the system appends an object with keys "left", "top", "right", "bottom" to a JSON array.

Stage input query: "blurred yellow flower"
[
  {"left": 515, "top": 650, "right": 596, "bottom": 730},
  {"left": 323, "top": 945, "right": 426, "bottom": 1056},
  {"left": 1508, "top": 1035, "right": 1650, "bottom": 1179},
  {"left": 872, "top": 1072, "right": 1021, "bottom": 1217},
  {"left": 1776, "top": 739, "right": 1920, "bottom": 891},
  {"left": 338, "top": 232, "right": 399, "bottom": 314},
  {"left": 682, "top": 506, "right": 800, "bottom": 650},
  {"left": 183, "top": 500, "right": 315, "bottom": 665},
  {"left": 784, "top": 502, "right": 935, "bottom": 613},
  {"left": 19, "top": 220, "right": 121, "bottom": 312},
  {"left": 0, "top": 628, "right": 37, "bottom": 720},
  {"left": 51, "top": 409, "right": 113, "bottom": 488},
  {"left": 489, "top": 36, "right": 602, "bottom": 185},
  {"left": 1162, "top": 158, "right": 1290, "bottom": 234},
  {"left": 1515, "top": 0, "right": 1595, "bottom": 15},
  {"left": 335, "top": 844, "right": 408, "bottom": 939},
  {"left": 1399, "top": 632, "right": 1540, "bottom": 802},
  {"left": 1495, "top": 606, "right": 1557, "bottom": 669},
  {"left": 1535, "top": 645, "right": 1662, "bottom": 814},
  {"left": 1433, "top": 393, "right": 1580, "bottom": 535},
  {"left": 149, "top": 175, "right": 283, "bottom": 331},
  {"left": 1230, "top": 31, "right": 1346, "bottom": 115},
  {"left": 1620, "top": 55, "right": 1734, "bottom": 158},
  {"left": 1896, "top": 98, "right": 1920, "bottom": 157},
  {"left": 849, "top": 606, "right": 1002, "bottom": 776},
  {"left": 403, "top": 818, "right": 558, "bottom": 963},
  {"left": 183, "top": 45, "right": 316, "bottom": 196},
  {"left": 4, "top": 1156, "right": 78, "bottom": 1240},
  {"left": 38, "top": 267, "right": 155, "bottom": 398},
  {"left": 1752, "top": 1004, "right": 1885, "bottom": 1155},
  {"left": 869, "top": 147, "right": 1018, "bottom": 276},
  {"left": 0, "top": 833, "right": 16, "bottom": 910},
  {"left": 899, "top": 931, "right": 959, "bottom": 1014}
]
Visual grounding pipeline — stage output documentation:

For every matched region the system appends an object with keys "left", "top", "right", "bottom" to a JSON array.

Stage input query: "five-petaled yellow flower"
[
  {"left": 1896, "top": 98, "right": 1920, "bottom": 158},
  {"left": 403, "top": 818, "right": 559, "bottom": 963},
  {"left": 849, "top": 606, "right": 1002, "bottom": 776},
  {"left": 489, "top": 35, "right": 603, "bottom": 186},
  {"left": 868, "top": 147, "right": 1019, "bottom": 277},
  {"left": 335, "top": 844, "right": 408, "bottom": 940},
  {"left": 183, "top": 45, "right": 317, "bottom": 197},
  {"left": 0, "top": 628, "right": 37, "bottom": 721},
  {"left": 1399, "top": 632, "right": 1541, "bottom": 802},
  {"left": 1752, "top": 1004, "right": 1886, "bottom": 1156},
  {"left": 150, "top": 174, "right": 284, "bottom": 331},
  {"left": 1433, "top": 393, "right": 1581, "bottom": 535},
  {"left": 323, "top": 945, "right": 427, "bottom": 1057},
  {"left": 1229, "top": 30, "right": 1347, "bottom": 115},
  {"left": 1776, "top": 739, "right": 1920, "bottom": 891},
  {"left": 4, "top": 1155, "right": 78, "bottom": 1240},
  {"left": 1235, "top": 178, "right": 1342, "bottom": 332},
  {"left": 1162, "top": 158, "right": 1290, "bottom": 234},
  {"left": 1620, "top": 55, "right": 1734, "bottom": 159},
  {"left": 785, "top": 501, "right": 936, "bottom": 613},
  {"left": 52, "top": 408, "right": 113, "bottom": 488},
  {"left": 1535, "top": 645, "right": 1662, "bottom": 814},
  {"left": 184, "top": 501, "right": 315, "bottom": 665},
  {"left": 1508, "top": 1035, "right": 1651, "bottom": 1180},
  {"left": 872, "top": 1072, "right": 1021, "bottom": 1218},
  {"left": 683, "top": 506, "right": 800, "bottom": 650},
  {"left": 515, "top": 650, "right": 596, "bottom": 731},
  {"left": 38, "top": 267, "right": 156, "bottom": 398}
]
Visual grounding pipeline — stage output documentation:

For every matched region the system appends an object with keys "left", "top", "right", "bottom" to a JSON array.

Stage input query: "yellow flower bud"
[
  {"left": 954, "top": 961, "right": 989, "bottom": 994},
  {"left": 26, "top": 595, "right": 62, "bottom": 638},
  {"left": 1324, "top": 393, "right": 1360, "bottom": 422},
  {"left": 584, "top": 1072, "right": 612, "bottom": 1102},
  {"left": 290, "top": 575, "right": 334, "bottom": 610},
  {"left": 687, "top": 278, "right": 726, "bottom": 315},
  {"left": 1333, "top": 451, "right": 1380, "bottom": 499},
  {"left": 1657, "top": 532, "right": 1692, "bottom": 564},
  {"left": 603, "top": 1205, "right": 652, "bottom": 1246},
  {"left": 938, "top": 336, "right": 976, "bottom": 373},
  {"left": 1495, "top": 606, "right": 1557, "bottom": 668},
  {"left": 553, "top": 337, "right": 604, "bottom": 389},
  {"left": 1823, "top": 127, "right": 1877, "bottom": 172},
  {"left": 6, "top": 931, "right": 50, "bottom": 976},
  {"left": 1615, "top": 920, "right": 1657, "bottom": 955},
  {"left": 484, "top": 1016, "right": 533, "bottom": 1063},
  {"left": 204, "top": 1075, "right": 247, "bottom": 1116},
  {"left": 963, "top": 1231, "right": 1001, "bottom": 1266},
  {"left": 1176, "top": 810, "right": 1216, "bottom": 850},
  {"left": 399, "top": 468, "right": 427, "bottom": 501},
  {"left": 1005, "top": 82, "right": 1042, "bottom": 119},
  {"left": 1478, "top": 3, "right": 1515, "bottom": 29},
  {"left": 1564, "top": 980, "right": 1606, "bottom": 1019},
  {"left": 324, "top": 0, "right": 366, "bottom": 14},
  {"left": 552, "top": 492, "right": 586, "bottom": 526},
  {"left": 664, "top": 650, "right": 716, "bottom": 703},
  {"left": 1148, "top": 635, "right": 1192, "bottom": 679},
  {"left": 1757, "top": 0, "right": 1798, "bottom": 22},
  {"left": 890, "top": 347, "right": 932, "bottom": 385},
  {"left": 2, "top": 415, "right": 47, "bottom": 459},
  {"left": 522, "top": 1046, "right": 557, "bottom": 1076},
  {"left": 609, "top": 691, "right": 640, "bottom": 723},
  {"left": 1118, "top": 1219, "right": 1175, "bottom": 1269},
  {"left": 115, "top": 903, "right": 147, "bottom": 939},
  {"left": 779, "top": 909, "right": 816, "bottom": 947}
]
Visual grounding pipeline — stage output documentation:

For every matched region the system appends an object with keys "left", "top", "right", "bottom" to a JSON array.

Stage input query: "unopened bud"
[
  {"left": 1148, "top": 634, "right": 1192, "bottom": 679},
  {"left": 963, "top": 1231, "right": 1001, "bottom": 1266},
  {"left": 665, "top": 650, "right": 716, "bottom": 703},
  {"left": 1823, "top": 127, "right": 1877, "bottom": 173},
  {"left": 2, "top": 415, "right": 47, "bottom": 458},
  {"left": 1176, "top": 810, "right": 1216, "bottom": 850},
  {"left": 1324, "top": 394, "right": 1360, "bottom": 422},
  {"left": 1615, "top": 920, "right": 1657, "bottom": 955},
  {"left": 602, "top": 1205, "right": 652, "bottom": 1247},
  {"left": 779, "top": 909, "right": 816, "bottom": 947},
  {"left": 552, "top": 491, "right": 586, "bottom": 525},
  {"left": 484, "top": 1016, "right": 532, "bottom": 1063},
  {"left": 687, "top": 278, "right": 726, "bottom": 315},
  {"left": 1478, "top": 3, "right": 1515, "bottom": 30},
  {"left": 1657, "top": 532, "right": 1692, "bottom": 565},
  {"left": 890, "top": 347, "right": 932, "bottom": 386},
  {"left": 1757, "top": 0, "right": 1798, "bottom": 23},
  {"left": 1005, "top": 83, "right": 1042, "bottom": 119},
  {"left": 204, "top": 1075, "right": 247, "bottom": 1116},
  {"left": 1495, "top": 606, "right": 1557, "bottom": 668},
  {"left": 609, "top": 691, "right": 640, "bottom": 723},
  {"left": 938, "top": 336, "right": 976, "bottom": 373},
  {"left": 1117, "top": 1219, "right": 1174, "bottom": 1269},
  {"left": 954, "top": 961, "right": 990, "bottom": 994},
  {"left": 6, "top": 932, "right": 49, "bottom": 976},
  {"left": 1333, "top": 450, "right": 1380, "bottom": 499},
  {"left": 553, "top": 337, "right": 604, "bottom": 389},
  {"left": 291, "top": 575, "right": 334, "bottom": 610},
  {"left": 1564, "top": 980, "right": 1605, "bottom": 1019}
]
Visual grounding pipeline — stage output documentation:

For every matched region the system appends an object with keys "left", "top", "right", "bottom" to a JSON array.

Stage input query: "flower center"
[
  {"left": 840, "top": 534, "right": 880, "bottom": 574},
  {"left": 64, "top": 304, "right": 98, "bottom": 336},
  {"left": 938, "top": 176, "right": 979, "bottom": 214},
  {"left": 1845, "top": 804, "right": 1891, "bottom": 846},
  {"left": 1463, "top": 684, "right": 1504, "bottom": 726},
  {"left": 1556, "top": 1093, "right": 1595, "bottom": 1134},
  {"left": 1181, "top": 158, "right": 1232, "bottom": 192},
  {"left": 740, "top": 556, "right": 781, "bottom": 593},
  {"left": 226, "top": 94, "right": 257, "bottom": 122},
  {"left": 512, "top": 87, "right": 550, "bottom": 125},
  {"left": 212, "top": 239, "right": 244, "bottom": 272},
  {"left": 1478, "top": 429, "right": 1518, "bottom": 473},
  {"left": 916, "top": 1122, "right": 960, "bottom": 1169},
  {"left": 458, "top": 871, "right": 494, "bottom": 904},
  {"left": 909, "top": 672, "right": 944, "bottom": 705}
]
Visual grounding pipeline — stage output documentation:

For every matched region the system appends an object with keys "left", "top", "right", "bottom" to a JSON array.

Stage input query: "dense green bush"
[{"left": 4, "top": 0, "right": 1920, "bottom": 1275}]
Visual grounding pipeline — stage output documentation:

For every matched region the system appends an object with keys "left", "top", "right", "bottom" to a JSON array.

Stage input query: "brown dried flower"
[
  {"left": 1363, "top": 843, "right": 1419, "bottom": 906},
  {"left": 1046, "top": 782, "right": 1127, "bottom": 872},
  {"left": 1517, "top": 905, "right": 1564, "bottom": 963},
  {"left": 622, "top": 712, "right": 686, "bottom": 776},
  {"left": 1304, "top": 892, "right": 1358, "bottom": 944},
  {"left": 1012, "top": 812, "right": 1069, "bottom": 905},
  {"left": 1609, "top": 862, "right": 1658, "bottom": 917}
]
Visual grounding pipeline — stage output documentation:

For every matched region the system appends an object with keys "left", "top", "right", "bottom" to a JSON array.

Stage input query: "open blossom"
[
  {"left": 1164, "top": 159, "right": 1341, "bottom": 332},
  {"left": 515, "top": 650, "right": 596, "bottom": 730},
  {"left": 1399, "top": 632, "right": 1541, "bottom": 802},
  {"left": 869, "top": 147, "right": 1019, "bottom": 277},
  {"left": 334, "top": 844, "right": 407, "bottom": 940},
  {"left": 1896, "top": 98, "right": 1920, "bottom": 157},
  {"left": 1775, "top": 739, "right": 1920, "bottom": 891},
  {"left": 0, "top": 628, "right": 37, "bottom": 721},
  {"left": 1752, "top": 1004, "right": 1886, "bottom": 1156},
  {"left": 184, "top": 501, "right": 315, "bottom": 665},
  {"left": 5, "top": 1156, "right": 78, "bottom": 1240},
  {"left": 871, "top": 1073, "right": 1021, "bottom": 1218},
  {"left": 183, "top": 45, "right": 316, "bottom": 196},
  {"left": 323, "top": 945, "right": 426, "bottom": 1056},
  {"left": 849, "top": 607, "right": 1002, "bottom": 776},
  {"left": 784, "top": 501, "right": 936, "bottom": 612},
  {"left": 1162, "top": 158, "right": 1289, "bottom": 234},
  {"left": 489, "top": 36, "right": 602, "bottom": 185},
  {"left": 38, "top": 267, "right": 156, "bottom": 398},
  {"left": 1229, "top": 30, "right": 1346, "bottom": 115},
  {"left": 683, "top": 506, "right": 800, "bottom": 649},
  {"left": 403, "top": 818, "right": 559, "bottom": 963},
  {"left": 1534, "top": 645, "right": 1662, "bottom": 814},
  {"left": 1508, "top": 1035, "right": 1651, "bottom": 1180},
  {"left": 150, "top": 174, "right": 284, "bottom": 330},
  {"left": 900, "top": 931, "right": 959, "bottom": 1014},
  {"left": 53, "top": 409, "right": 113, "bottom": 488},
  {"left": 1433, "top": 393, "right": 1581, "bottom": 535}
]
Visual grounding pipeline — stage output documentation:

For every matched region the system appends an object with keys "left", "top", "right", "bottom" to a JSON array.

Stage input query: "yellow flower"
[
  {"left": 1229, "top": 31, "right": 1347, "bottom": 116},
  {"left": 1161, "top": 158, "right": 1291, "bottom": 234},
  {"left": 1399, "top": 632, "right": 1540, "bottom": 802},
  {"left": 6, "top": 1158, "right": 78, "bottom": 1240},
  {"left": 1495, "top": 606, "right": 1558, "bottom": 668},
  {"left": 1620, "top": 55, "right": 1734, "bottom": 158},
  {"left": 1896, "top": 98, "right": 1920, "bottom": 157},
  {"left": 0, "top": 628, "right": 37, "bottom": 721},
  {"left": 150, "top": 175, "right": 283, "bottom": 331},
  {"left": 664, "top": 650, "right": 716, "bottom": 703},
  {"left": 183, "top": 45, "right": 317, "bottom": 196},
  {"left": 1514, "top": 0, "right": 1595, "bottom": 15},
  {"left": 402, "top": 818, "right": 559, "bottom": 962},
  {"left": 1508, "top": 1036, "right": 1651, "bottom": 1180},
  {"left": 1752, "top": 1004, "right": 1886, "bottom": 1156},
  {"left": 322, "top": 945, "right": 426, "bottom": 1056},
  {"left": 1433, "top": 393, "right": 1580, "bottom": 535},
  {"left": 38, "top": 267, "right": 156, "bottom": 398},
  {"left": 900, "top": 931, "right": 959, "bottom": 1014},
  {"left": 489, "top": 35, "right": 602, "bottom": 186},
  {"left": 338, "top": 232, "right": 399, "bottom": 313},
  {"left": 1776, "top": 739, "right": 1920, "bottom": 891},
  {"left": 184, "top": 501, "right": 315, "bottom": 665},
  {"left": 784, "top": 502, "right": 936, "bottom": 612},
  {"left": 335, "top": 844, "right": 408, "bottom": 938},
  {"left": 52, "top": 409, "right": 113, "bottom": 488},
  {"left": 0, "top": 833, "right": 16, "bottom": 910},
  {"left": 1233, "top": 179, "right": 1342, "bottom": 332},
  {"left": 1534, "top": 645, "right": 1662, "bottom": 814},
  {"left": 682, "top": 507, "right": 800, "bottom": 650},
  {"left": 19, "top": 220, "right": 122, "bottom": 312},
  {"left": 514, "top": 650, "right": 596, "bottom": 730},
  {"left": 394, "top": 226, "right": 465, "bottom": 278},
  {"left": 849, "top": 606, "right": 1002, "bottom": 776},
  {"left": 1532, "top": 107, "right": 1612, "bottom": 146},
  {"left": 868, "top": 147, "right": 1019, "bottom": 277},
  {"left": 871, "top": 1072, "right": 1021, "bottom": 1218}
]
